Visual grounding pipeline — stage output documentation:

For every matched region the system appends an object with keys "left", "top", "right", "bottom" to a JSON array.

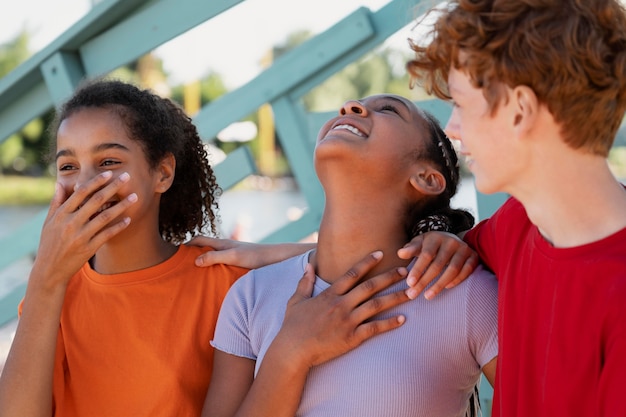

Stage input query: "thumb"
[
  {"left": 397, "top": 235, "right": 424, "bottom": 260},
  {"left": 45, "top": 182, "right": 66, "bottom": 222},
  {"left": 288, "top": 263, "right": 316, "bottom": 305},
  {"left": 195, "top": 248, "right": 233, "bottom": 267},
  {"left": 51, "top": 182, "right": 66, "bottom": 208}
]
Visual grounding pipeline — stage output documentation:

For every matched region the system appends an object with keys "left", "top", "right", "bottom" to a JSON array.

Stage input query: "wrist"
[{"left": 266, "top": 332, "right": 317, "bottom": 375}]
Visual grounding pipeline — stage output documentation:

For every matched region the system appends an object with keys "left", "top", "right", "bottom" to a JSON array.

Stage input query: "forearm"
[
  {"left": 0, "top": 269, "right": 68, "bottom": 417},
  {"left": 234, "top": 337, "right": 310, "bottom": 417},
  {"left": 252, "top": 243, "right": 316, "bottom": 267},
  {"left": 192, "top": 238, "right": 317, "bottom": 269}
]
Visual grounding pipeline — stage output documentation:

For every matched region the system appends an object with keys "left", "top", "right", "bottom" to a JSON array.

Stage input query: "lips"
[{"left": 461, "top": 154, "right": 474, "bottom": 170}]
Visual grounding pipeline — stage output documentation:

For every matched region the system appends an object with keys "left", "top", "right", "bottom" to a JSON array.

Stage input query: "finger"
[
  {"left": 405, "top": 247, "right": 453, "bottom": 301},
  {"left": 421, "top": 245, "right": 478, "bottom": 299},
  {"left": 44, "top": 182, "right": 67, "bottom": 223},
  {"left": 287, "top": 263, "right": 316, "bottom": 306},
  {"left": 194, "top": 249, "right": 238, "bottom": 267},
  {"left": 396, "top": 235, "right": 424, "bottom": 260},
  {"left": 81, "top": 192, "right": 138, "bottom": 250},
  {"left": 87, "top": 216, "right": 132, "bottom": 250},
  {"left": 76, "top": 172, "right": 131, "bottom": 224},
  {"left": 352, "top": 314, "right": 406, "bottom": 344},
  {"left": 64, "top": 171, "right": 114, "bottom": 214},
  {"left": 404, "top": 236, "right": 442, "bottom": 289},
  {"left": 404, "top": 244, "right": 439, "bottom": 296},
  {"left": 342, "top": 266, "right": 408, "bottom": 314},
  {"left": 329, "top": 251, "right": 383, "bottom": 295},
  {"left": 443, "top": 252, "right": 479, "bottom": 289},
  {"left": 433, "top": 247, "right": 476, "bottom": 291}
]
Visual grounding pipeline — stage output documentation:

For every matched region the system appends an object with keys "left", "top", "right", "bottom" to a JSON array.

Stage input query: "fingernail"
[
  {"left": 119, "top": 172, "right": 130, "bottom": 182},
  {"left": 424, "top": 290, "right": 434, "bottom": 300},
  {"left": 195, "top": 257, "right": 203, "bottom": 266},
  {"left": 372, "top": 250, "right": 383, "bottom": 259},
  {"left": 405, "top": 288, "right": 417, "bottom": 300},
  {"left": 406, "top": 276, "right": 416, "bottom": 286},
  {"left": 101, "top": 171, "right": 113, "bottom": 179},
  {"left": 127, "top": 193, "right": 138, "bottom": 202}
]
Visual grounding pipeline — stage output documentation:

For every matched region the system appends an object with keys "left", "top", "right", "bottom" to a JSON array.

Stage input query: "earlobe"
[
  {"left": 156, "top": 153, "right": 176, "bottom": 193},
  {"left": 409, "top": 167, "right": 446, "bottom": 196}
]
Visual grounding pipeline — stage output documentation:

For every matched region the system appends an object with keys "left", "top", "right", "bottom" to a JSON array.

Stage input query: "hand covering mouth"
[{"left": 79, "top": 200, "right": 118, "bottom": 221}]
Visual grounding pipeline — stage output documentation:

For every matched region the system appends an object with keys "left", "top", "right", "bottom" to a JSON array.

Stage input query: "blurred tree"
[
  {"left": 0, "top": 30, "right": 52, "bottom": 176},
  {"left": 170, "top": 71, "right": 228, "bottom": 108},
  {"left": 0, "top": 31, "right": 30, "bottom": 77}
]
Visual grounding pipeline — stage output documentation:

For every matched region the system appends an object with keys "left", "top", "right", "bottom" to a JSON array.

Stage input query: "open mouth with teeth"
[
  {"left": 333, "top": 124, "right": 365, "bottom": 137},
  {"left": 84, "top": 201, "right": 118, "bottom": 221}
]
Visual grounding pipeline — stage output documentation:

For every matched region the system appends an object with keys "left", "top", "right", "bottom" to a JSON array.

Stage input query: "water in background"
[{"left": 0, "top": 176, "right": 478, "bottom": 370}]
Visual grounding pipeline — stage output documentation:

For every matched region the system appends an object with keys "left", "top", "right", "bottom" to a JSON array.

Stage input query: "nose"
[
  {"left": 444, "top": 107, "right": 462, "bottom": 142},
  {"left": 73, "top": 166, "right": 99, "bottom": 192},
  {"left": 339, "top": 100, "right": 368, "bottom": 117}
]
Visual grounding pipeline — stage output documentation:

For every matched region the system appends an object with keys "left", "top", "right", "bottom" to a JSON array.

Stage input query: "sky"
[{"left": 0, "top": 0, "right": 419, "bottom": 87}]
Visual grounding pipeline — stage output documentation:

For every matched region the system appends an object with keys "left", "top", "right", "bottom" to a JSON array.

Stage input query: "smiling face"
[
  {"left": 445, "top": 67, "right": 525, "bottom": 195},
  {"left": 315, "top": 94, "right": 432, "bottom": 191},
  {"left": 55, "top": 107, "right": 167, "bottom": 234}
]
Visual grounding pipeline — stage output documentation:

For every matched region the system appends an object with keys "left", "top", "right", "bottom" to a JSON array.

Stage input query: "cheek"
[{"left": 57, "top": 177, "right": 77, "bottom": 196}]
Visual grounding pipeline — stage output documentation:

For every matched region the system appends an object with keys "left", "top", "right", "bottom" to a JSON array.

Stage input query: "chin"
[{"left": 473, "top": 176, "right": 503, "bottom": 196}]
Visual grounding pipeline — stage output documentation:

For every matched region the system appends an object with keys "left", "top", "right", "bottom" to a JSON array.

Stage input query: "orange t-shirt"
[{"left": 47, "top": 245, "right": 247, "bottom": 416}]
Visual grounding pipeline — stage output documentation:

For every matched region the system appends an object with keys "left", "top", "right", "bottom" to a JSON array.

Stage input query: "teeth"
[
  {"left": 96, "top": 202, "right": 115, "bottom": 214},
  {"left": 333, "top": 124, "right": 365, "bottom": 137}
]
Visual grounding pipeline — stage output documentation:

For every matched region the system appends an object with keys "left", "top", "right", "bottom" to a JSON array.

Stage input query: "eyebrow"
[
  {"left": 380, "top": 96, "right": 412, "bottom": 113},
  {"left": 55, "top": 142, "right": 131, "bottom": 160}
]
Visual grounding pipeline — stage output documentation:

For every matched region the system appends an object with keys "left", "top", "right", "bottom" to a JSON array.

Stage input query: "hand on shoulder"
[
  {"left": 398, "top": 231, "right": 477, "bottom": 300},
  {"left": 189, "top": 236, "right": 315, "bottom": 269}
]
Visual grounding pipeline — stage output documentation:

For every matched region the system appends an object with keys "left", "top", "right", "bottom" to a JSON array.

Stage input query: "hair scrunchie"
[{"left": 411, "top": 214, "right": 452, "bottom": 237}]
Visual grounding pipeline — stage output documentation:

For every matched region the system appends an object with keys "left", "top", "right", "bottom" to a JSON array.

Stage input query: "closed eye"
[{"left": 380, "top": 104, "right": 400, "bottom": 114}]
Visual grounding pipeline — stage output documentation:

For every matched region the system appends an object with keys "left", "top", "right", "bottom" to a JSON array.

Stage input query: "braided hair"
[
  {"left": 403, "top": 109, "right": 474, "bottom": 239},
  {"left": 48, "top": 78, "right": 221, "bottom": 244},
  {"left": 404, "top": 109, "right": 482, "bottom": 417}
]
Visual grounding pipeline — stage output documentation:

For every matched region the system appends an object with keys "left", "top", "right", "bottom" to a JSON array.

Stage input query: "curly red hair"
[{"left": 407, "top": 0, "right": 626, "bottom": 156}]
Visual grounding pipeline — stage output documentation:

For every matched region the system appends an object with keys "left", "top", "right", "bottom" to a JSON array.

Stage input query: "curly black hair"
[
  {"left": 48, "top": 78, "right": 221, "bottom": 244},
  {"left": 403, "top": 108, "right": 474, "bottom": 238}
]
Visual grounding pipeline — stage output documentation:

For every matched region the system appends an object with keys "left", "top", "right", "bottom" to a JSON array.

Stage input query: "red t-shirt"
[{"left": 464, "top": 197, "right": 626, "bottom": 417}]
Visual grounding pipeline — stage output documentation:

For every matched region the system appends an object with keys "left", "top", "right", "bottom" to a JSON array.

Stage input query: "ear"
[
  {"left": 511, "top": 85, "right": 539, "bottom": 132},
  {"left": 155, "top": 152, "right": 176, "bottom": 194},
  {"left": 409, "top": 166, "right": 446, "bottom": 196}
]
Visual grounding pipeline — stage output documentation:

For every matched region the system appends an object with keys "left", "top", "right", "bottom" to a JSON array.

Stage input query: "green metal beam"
[{"left": 193, "top": 6, "right": 377, "bottom": 141}]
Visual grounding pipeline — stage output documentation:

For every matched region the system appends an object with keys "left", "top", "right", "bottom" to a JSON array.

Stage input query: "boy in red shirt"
[{"left": 406, "top": 0, "right": 626, "bottom": 415}]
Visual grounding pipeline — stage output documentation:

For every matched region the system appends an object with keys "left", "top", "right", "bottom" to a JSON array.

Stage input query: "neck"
[
  {"left": 509, "top": 150, "right": 626, "bottom": 247},
  {"left": 313, "top": 195, "right": 411, "bottom": 283},
  {"left": 91, "top": 228, "right": 178, "bottom": 274}
]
